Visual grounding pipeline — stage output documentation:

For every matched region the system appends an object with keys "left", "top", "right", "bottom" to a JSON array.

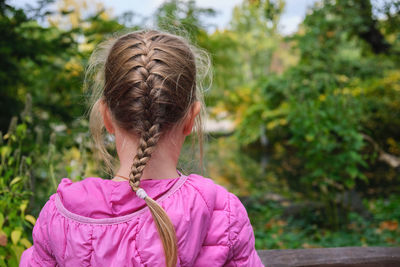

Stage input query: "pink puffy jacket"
[{"left": 20, "top": 173, "right": 264, "bottom": 266}]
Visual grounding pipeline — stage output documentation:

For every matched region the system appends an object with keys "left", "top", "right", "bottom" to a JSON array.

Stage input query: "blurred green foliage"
[
  {"left": 0, "top": 0, "right": 399, "bottom": 264},
  {"left": 0, "top": 96, "right": 36, "bottom": 266},
  {"left": 230, "top": 0, "right": 400, "bottom": 229}
]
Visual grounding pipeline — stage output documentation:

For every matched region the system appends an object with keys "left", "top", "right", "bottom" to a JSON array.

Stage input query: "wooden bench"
[{"left": 257, "top": 247, "right": 400, "bottom": 266}]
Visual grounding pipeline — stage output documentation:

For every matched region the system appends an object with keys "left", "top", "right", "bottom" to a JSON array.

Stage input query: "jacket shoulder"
[{"left": 184, "top": 174, "right": 232, "bottom": 214}]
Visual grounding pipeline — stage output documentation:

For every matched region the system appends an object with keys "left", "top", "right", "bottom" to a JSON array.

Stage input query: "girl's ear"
[
  {"left": 99, "top": 100, "right": 115, "bottom": 134},
  {"left": 183, "top": 101, "right": 201, "bottom": 136}
]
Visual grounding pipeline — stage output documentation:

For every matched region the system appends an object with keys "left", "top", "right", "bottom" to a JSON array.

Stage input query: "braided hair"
[{"left": 94, "top": 30, "right": 201, "bottom": 267}]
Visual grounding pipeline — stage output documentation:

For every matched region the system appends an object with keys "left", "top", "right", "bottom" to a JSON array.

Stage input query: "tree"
[{"left": 234, "top": 0, "right": 400, "bottom": 228}]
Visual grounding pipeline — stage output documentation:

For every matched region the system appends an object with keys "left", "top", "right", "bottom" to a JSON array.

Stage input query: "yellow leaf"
[
  {"left": 1, "top": 146, "right": 11, "bottom": 157},
  {"left": 305, "top": 134, "right": 314, "bottom": 142},
  {"left": 19, "top": 238, "right": 32, "bottom": 249},
  {"left": 10, "top": 176, "right": 22, "bottom": 186},
  {"left": 11, "top": 229, "right": 22, "bottom": 245},
  {"left": 20, "top": 201, "right": 28, "bottom": 214},
  {"left": 266, "top": 120, "right": 278, "bottom": 130},
  {"left": 25, "top": 215, "right": 36, "bottom": 225}
]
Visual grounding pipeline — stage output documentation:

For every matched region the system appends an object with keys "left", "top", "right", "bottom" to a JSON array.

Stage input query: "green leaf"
[
  {"left": 16, "top": 124, "right": 27, "bottom": 137},
  {"left": 345, "top": 179, "right": 355, "bottom": 188},
  {"left": 0, "top": 255, "right": 6, "bottom": 267},
  {"left": 10, "top": 244, "right": 24, "bottom": 263},
  {"left": 7, "top": 156, "right": 14, "bottom": 166},
  {"left": 0, "top": 213, "right": 4, "bottom": 229}
]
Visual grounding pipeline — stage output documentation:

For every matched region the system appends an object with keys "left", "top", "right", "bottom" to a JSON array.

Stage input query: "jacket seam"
[
  {"left": 190, "top": 185, "right": 212, "bottom": 216},
  {"left": 62, "top": 217, "right": 69, "bottom": 262},
  {"left": 39, "top": 199, "right": 57, "bottom": 262},
  {"left": 227, "top": 193, "right": 238, "bottom": 266},
  {"left": 88, "top": 226, "right": 94, "bottom": 267},
  {"left": 134, "top": 217, "right": 144, "bottom": 265},
  {"left": 201, "top": 244, "right": 229, "bottom": 247},
  {"left": 228, "top": 193, "right": 248, "bottom": 266},
  {"left": 228, "top": 193, "right": 233, "bottom": 248}
]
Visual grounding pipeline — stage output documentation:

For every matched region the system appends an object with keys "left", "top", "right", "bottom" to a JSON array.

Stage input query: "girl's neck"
[
  {"left": 112, "top": 128, "right": 183, "bottom": 181},
  {"left": 115, "top": 155, "right": 180, "bottom": 181}
]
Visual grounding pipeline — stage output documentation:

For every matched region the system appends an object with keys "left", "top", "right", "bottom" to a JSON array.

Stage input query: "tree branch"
[{"left": 362, "top": 133, "right": 400, "bottom": 168}]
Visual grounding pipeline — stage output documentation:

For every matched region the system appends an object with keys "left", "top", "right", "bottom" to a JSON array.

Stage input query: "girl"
[{"left": 20, "top": 30, "right": 263, "bottom": 267}]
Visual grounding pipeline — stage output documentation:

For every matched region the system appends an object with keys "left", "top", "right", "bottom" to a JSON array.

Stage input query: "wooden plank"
[{"left": 257, "top": 247, "right": 400, "bottom": 267}]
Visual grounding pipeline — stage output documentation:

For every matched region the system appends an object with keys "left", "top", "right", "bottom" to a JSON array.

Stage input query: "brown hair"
[{"left": 86, "top": 30, "right": 210, "bottom": 267}]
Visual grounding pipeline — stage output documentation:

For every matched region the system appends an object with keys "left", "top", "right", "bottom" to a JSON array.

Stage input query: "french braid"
[
  {"left": 127, "top": 36, "right": 163, "bottom": 190},
  {"left": 102, "top": 30, "right": 203, "bottom": 267}
]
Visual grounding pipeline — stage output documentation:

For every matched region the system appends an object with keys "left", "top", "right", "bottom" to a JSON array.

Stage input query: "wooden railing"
[{"left": 257, "top": 247, "right": 400, "bottom": 267}]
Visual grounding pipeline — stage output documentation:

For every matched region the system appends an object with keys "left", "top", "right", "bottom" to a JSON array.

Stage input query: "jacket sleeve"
[
  {"left": 20, "top": 198, "right": 57, "bottom": 267},
  {"left": 225, "top": 193, "right": 264, "bottom": 267}
]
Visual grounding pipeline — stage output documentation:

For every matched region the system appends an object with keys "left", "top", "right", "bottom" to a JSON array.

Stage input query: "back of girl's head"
[
  {"left": 86, "top": 29, "right": 210, "bottom": 267},
  {"left": 87, "top": 29, "right": 209, "bottom": 175},
  {"left": 105, "top": 30, "right": 196, "bottom": 132},
  {"left": 104, "top": 30, "right": 199, "bottom": 182}
]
